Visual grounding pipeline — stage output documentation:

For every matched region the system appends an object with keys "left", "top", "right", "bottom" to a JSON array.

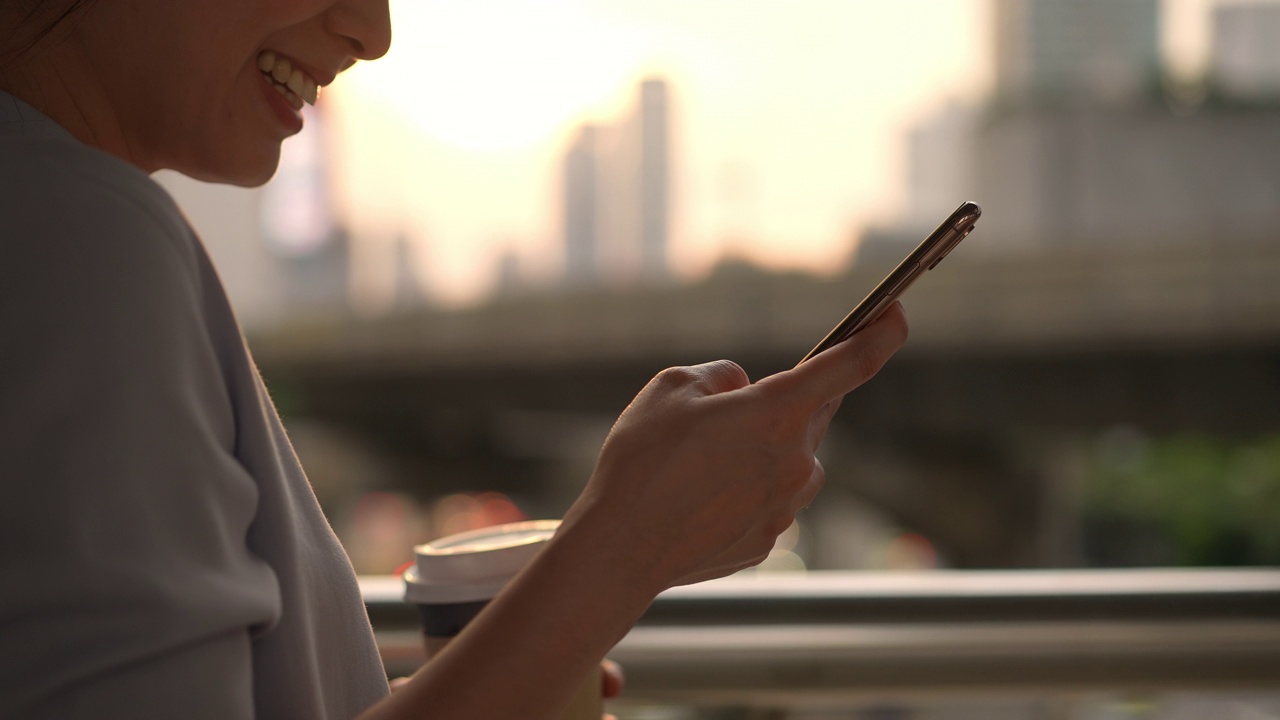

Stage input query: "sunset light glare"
[
  {"left": 323, "top": 0, "right": 994, "bottom": 303},
  {"left": 310, "top": 0, "right": 1226, "bottom": 305}
]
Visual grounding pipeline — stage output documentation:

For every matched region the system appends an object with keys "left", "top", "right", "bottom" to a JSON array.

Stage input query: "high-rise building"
[
  {"left": 871, "top": 0, "right": 1280, "bottom": 254},
  {"left": 561, "top": 78, "right": 671, "bottom": 287},
  {"left": 637, "top": 78, "right": 670, "bottom": 282},
  {"left": 973, "top": 105, "right": 1280, "bottom": 245},
  {"left": 994, "top": 0, "right": 1161, "bottom": 103},
  {"left": 389, "top": 232, "right": 426, "bottom": 310},
  {"left": 900, "top": 101, "right": 978, "bottom": 232},
  {"left": 563, "top": 124, "right": 600, "bottom": 286},
  {"left": 1211, "top": 2, "right": 1280, "bottom": 100}
]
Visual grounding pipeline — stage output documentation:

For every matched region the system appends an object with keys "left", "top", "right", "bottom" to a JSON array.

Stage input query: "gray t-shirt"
[{"left": 0, "top": 92, "right": 389, "bottom": 718}]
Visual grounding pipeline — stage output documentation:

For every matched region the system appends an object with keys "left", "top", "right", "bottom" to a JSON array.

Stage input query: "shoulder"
[
  {"left": 0, "top": 135, "right": 227, "bottom": 389},
  {"left": 0, "top": 134, "right": 200, "bottom": 280},
  {"left": 0, "top": 135, "right": 208, "bottom": 324}
]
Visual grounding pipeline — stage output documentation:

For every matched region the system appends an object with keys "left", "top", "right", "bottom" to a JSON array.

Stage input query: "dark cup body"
[{"left": 415, "top": 599, "right": 490, "bottom": 640}]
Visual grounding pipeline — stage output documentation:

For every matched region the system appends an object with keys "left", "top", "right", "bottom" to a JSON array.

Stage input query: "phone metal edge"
[{"left": 799, "top": 201, "right": 982, "bottom": 364}]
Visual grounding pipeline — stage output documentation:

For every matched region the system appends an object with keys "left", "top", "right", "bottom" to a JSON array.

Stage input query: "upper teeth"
[{"left": 257, "top": 50, "right": 319, "bottom": 106}]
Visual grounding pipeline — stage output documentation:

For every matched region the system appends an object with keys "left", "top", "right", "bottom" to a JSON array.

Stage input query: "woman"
[{"left": 0, "top": 0, "right": 909, "bottom": 718}]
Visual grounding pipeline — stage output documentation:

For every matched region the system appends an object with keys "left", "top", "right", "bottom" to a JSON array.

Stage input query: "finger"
[
  {"left": 601, "top": 658, "right": 625, "bottom": 698},
  {"left": 680, "top": 359, "right": 751, "bottom": 396},
  {"left": 780, "top": 302, "right": 908, "bottom": 408}
]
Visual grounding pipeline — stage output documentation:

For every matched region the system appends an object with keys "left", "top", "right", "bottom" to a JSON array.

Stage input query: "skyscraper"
[
  {"left": 637, "top": 78, "right": 670, "bottom": 282},
  {"left": 561, "top": 78, "right": 671, "bottom": 287},
  {"left": 994, "top": 0, "right": 1162, "bottom": 103},
  {"left": 563, "top": 124, "right": 600, "bottom": 286},
  {"left": 900, "top": 101, "right": 978, "bottom": 232},
  {"left": 877, "top": 0, "right": 1280, "bottom": 253},
  {"left": 1212, "top": 2, "right": 1280, "bottom": 100}
]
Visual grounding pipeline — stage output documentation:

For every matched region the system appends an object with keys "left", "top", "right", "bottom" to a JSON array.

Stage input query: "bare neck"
[{"left": 0, "top": 32, "right": 143, "bottom": 169}]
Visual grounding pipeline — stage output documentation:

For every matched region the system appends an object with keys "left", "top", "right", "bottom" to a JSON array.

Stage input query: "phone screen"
[{"left": 800, "top": 201, "right": 981, "bottom": 363}]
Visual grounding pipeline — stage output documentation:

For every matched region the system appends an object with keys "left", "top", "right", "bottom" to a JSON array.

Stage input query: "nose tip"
[
  {"left": 333, "top": 0, "right": 392, "bottom": 62},
  {"left": 361, "top": 0, "right": 392, "bottom": 61}
]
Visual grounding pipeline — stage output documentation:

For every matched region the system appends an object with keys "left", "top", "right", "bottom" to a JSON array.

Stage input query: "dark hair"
[{"left": 1, "top": 0, "right": 97, "bottom": 64}]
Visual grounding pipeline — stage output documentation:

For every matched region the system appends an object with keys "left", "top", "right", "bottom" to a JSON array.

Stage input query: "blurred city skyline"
[
  {"left": 160, "top": 0, "right": 1279, "bottom": 315},
  {"left": 329, "top": 0, "right": 1267, "bottom": 301},
  {"left": 325, "top": 0, "right": 1005, "bottom": 307}
]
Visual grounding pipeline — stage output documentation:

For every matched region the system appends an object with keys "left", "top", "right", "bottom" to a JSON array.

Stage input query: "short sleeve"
[{"left": 0, "top": 145, "right": 282, "bottom": 719}]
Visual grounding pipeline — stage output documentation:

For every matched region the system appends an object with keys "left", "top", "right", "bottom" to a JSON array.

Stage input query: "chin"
[{"left": 179, "top": 145, "right": 283, "bottom": 188}]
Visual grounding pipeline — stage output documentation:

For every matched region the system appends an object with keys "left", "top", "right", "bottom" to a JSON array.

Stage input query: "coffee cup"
[{"left": 403, "top": 520, "right": 603, "bottom": 719}]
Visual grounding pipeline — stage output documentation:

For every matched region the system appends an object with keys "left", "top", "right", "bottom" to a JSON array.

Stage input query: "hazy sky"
[{"left": 313, "top": 0, "right": 1230, "bottom": 305}]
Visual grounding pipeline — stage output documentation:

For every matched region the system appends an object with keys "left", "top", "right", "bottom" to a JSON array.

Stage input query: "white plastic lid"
[{"left": 403, "top": 520, "right": 560, "bottom": 604}]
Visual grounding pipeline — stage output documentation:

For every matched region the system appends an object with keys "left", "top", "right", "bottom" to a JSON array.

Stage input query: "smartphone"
[{"left": 799, "top": 201, "right": 981, "bottom": 363}]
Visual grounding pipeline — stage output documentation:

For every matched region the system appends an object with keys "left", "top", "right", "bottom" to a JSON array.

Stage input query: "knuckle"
[
  {"left": 649, "top": 366, "right": 702, "bottom": 398},
  {"left": 707, "top": 359, "right": 749, "bottom": 386},
  {"left": 653, "top": 365, "right": 698, "bottom": 387},
  {"left": 653, "top": 360, "right": 750, "bottom": 396}
]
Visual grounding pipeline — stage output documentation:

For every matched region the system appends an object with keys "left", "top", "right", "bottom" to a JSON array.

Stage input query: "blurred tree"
[{"left": 1081, "top": 428, "right": 1280, "bottom": 566}]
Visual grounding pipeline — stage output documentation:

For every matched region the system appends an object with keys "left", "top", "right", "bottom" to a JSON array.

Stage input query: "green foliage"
[{"left": 1082, "top": 429, "right": 1280, "bottom": 566}]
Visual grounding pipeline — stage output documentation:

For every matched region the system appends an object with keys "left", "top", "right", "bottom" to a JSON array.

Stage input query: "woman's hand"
[
  {"left": 561, "top": 303, "right": 909, "bottom": 592},
  {"left": 363, "top": 306, "right": 906, "bottom": 720},
  {"left": 601, "top": 658, "right": 624, "bottom": 720},
  {"left": 601, "top": 658, "right": 624, "bottom": 699}
]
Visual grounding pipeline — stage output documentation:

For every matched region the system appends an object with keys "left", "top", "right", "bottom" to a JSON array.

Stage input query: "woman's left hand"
[{"left": 602, "top": 658, "right": 625, "bottom": 719}]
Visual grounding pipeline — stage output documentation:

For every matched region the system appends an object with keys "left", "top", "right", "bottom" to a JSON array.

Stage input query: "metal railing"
[{"left": 361, "top": 568, "right": 1280, "bottom": 712}]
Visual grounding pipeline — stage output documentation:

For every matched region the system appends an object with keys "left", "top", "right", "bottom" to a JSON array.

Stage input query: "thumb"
[{"left": 782, "top": 302, "right": 909, "bottom": 408}]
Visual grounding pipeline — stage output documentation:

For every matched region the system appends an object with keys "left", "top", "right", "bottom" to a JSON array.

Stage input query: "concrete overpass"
[{"left": 250, "top": 236, "right": 1280, "bottom": 567}]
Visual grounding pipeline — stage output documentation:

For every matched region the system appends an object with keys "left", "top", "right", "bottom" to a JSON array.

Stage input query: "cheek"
[{"left": 260, "top": 0, "right": 338, "bottom": 26}]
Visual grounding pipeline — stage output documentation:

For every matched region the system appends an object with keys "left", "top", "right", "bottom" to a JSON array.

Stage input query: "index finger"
[{"left": 773, "top": 302, "right": 909, "bottom": 408}]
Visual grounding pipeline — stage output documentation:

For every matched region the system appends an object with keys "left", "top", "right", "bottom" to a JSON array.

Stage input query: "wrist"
[{"left": 547, "top": 504, "right": 669, "bottom": 620}]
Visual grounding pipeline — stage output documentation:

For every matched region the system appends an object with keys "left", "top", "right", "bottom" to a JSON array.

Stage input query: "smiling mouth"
[{"left": 257, "top": 50, "right": 320, "bottom": 110}]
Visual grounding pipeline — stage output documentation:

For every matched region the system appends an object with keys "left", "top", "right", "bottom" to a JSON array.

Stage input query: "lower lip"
[{"left": 259, "top": 72, "right": 304, "bottom": 134}]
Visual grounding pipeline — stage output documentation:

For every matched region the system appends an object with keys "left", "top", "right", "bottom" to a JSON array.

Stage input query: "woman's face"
[{"left": 70, "top": 0, "right": 391, "bottom": 185}]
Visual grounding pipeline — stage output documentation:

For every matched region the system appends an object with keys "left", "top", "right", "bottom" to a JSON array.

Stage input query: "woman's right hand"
[
  {"left": 361, "top": 305, "right": 908, "bottom": 720},
  {"left": 560, "top": 302, "right": 909, "bottom": 593}
]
